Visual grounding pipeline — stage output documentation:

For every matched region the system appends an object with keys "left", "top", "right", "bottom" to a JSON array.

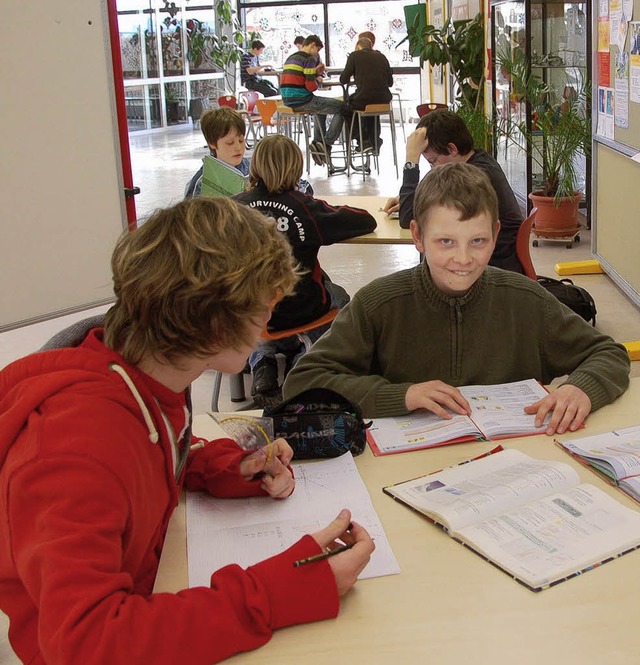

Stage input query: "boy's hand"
[
  {"left": 406, "top": 127, "right": 429, "bottom": 163},
  {"left": 524, "top": 384, "right": 591, "bottom": 435},
  {"left": 405, "top": 381, "right": 471, "bottom": 418},
  {"left": 311, "top": 509, "right": 375, "bottom": 596},
  {"left": 239, "top": 438, "right": 295, "bottom": 498},
  {"left": 383, "top": 197, "right": 400, "bottom": 214}
]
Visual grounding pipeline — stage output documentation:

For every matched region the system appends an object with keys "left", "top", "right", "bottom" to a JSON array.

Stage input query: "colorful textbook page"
[
  {"left": 368, "top": 379, "right": 549, "bottom": 456},
  {"left": 383, "top": 447, "right": 640, "bottom": 591},
  {"left": 201, "top": 155, "right": 246, "bottom": 197},
  {"left": 558, "top": 425, "right": 640, "bottom": 503}
]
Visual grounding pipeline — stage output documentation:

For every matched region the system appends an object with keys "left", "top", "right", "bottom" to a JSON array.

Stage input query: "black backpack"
[{"left": 537, "top": 276, "right": 597, "bottom": 326}]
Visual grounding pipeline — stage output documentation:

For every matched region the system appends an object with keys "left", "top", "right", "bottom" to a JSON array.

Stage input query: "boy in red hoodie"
[{"left": 0, "top": 197, "right": 374, "bottom": 665}]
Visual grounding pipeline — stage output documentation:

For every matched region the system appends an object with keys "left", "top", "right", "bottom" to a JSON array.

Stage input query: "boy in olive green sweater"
[{"left": 284, "top": 163, "right": 630, "bottom": 436}]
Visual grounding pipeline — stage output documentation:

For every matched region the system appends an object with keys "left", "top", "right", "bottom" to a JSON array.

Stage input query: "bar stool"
[
  {"left": 347, "top": 103, "right": 398, "bottom": 180},
  {"left": 210, "top": 308, "right": 340, "bottom": 412},
  {"left": 276, "top": 104, "right": 314, "bottom": 171}
]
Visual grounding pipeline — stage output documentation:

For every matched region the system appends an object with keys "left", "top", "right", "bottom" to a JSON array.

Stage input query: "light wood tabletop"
[
  {"left": 322, "top": 195, "right": 414, "bottom": 245},
  {"left": 153, "top": 377, "right": 640, "bottom": 665}
]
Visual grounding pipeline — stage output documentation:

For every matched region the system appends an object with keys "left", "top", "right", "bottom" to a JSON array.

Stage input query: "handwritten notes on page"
[{"left": 186, "top": 453, "right": 399, "bottom": 587}]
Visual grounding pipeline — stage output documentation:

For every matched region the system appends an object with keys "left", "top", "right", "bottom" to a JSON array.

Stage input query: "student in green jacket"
[{"left": 283, "top": 163, "right": 630, "bottom": 436}]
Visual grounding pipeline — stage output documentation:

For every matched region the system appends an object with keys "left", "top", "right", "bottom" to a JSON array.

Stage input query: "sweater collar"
[{"left": 418, "top": 260, "right": 489, "bottom": 308}]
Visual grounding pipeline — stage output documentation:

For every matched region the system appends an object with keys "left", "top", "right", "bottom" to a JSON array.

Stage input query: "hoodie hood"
[{"left": 0, "top": 329, "right": 182, "bottom": 473}]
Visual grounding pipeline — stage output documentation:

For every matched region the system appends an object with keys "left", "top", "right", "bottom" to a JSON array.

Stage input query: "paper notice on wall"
[
  {"left": 615, "top": 52, "right": 630, "bottom": 127},
  {"left": 597, "top": 86, "right": 615, "bottom": 138}
]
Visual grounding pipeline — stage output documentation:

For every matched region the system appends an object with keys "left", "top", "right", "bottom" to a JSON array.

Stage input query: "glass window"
[
  {"left": 118, "top": 10, "right": 159, "bottom": 79},
  {"left": 326, "top": 1, "right": 411, "bottom": 69},
  {"left": 124, "top": 83, "right": 162, "bottom": 131},
  {"left": 185, "top": 8, "right": 220, "bottom": 74},
  {"left": 164, "top": 81, "right": 188, "bottom": 125},
  {"left": 242, "top": 5, "right": 325, "bottom": 69}
]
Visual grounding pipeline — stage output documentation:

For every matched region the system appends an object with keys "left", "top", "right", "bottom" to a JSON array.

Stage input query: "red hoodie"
[{"left": 0, "top": 329, "right": 338, "bottom": 665}]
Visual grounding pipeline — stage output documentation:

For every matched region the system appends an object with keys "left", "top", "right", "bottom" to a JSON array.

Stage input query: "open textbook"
[
  {"left": 200, "top": 155, "right": 246, "bottom": 197},
  {"left": 368, "top": 379, "right": 550, "bottom": 455},
  {"left": 558, "top": 425, "right": 640, "bottom": 503},
  {"left": 186, "top": 453, "right": 399, "bottom": 587},
  {"left": 383, "top": 447, "right": 640, "bottom": 591}
]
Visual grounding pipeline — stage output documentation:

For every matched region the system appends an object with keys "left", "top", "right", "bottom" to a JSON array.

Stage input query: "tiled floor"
[{"left": 2, "top": 120, "right": 640, "bottom": 664}]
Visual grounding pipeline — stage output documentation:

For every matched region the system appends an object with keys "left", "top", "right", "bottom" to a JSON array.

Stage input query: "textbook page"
[
  {"left": 559, "top": 425, "right": 640, "bottom": 481},
  {"left": 456, "top": 483, "right": 640, "bottom": 590},
  {"left": 460, "top": 379, "right": 549, "bottom": 438},
  {"left": 201, "top": 155, "right": 246, "bottom": 197},
  {"left": 384, "top": 448, "right": 579, "bottom": 532},
  {"left": 368, "top": 379, "right": 549, "bottom": 455},
  {"left": 368, "top": 411, "right": 480, "bottom": 455},
  {"left": 186, "top": 453, "right": 399, "bottom": 587}
]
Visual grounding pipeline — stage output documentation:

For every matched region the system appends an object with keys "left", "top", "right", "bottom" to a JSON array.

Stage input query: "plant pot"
[{"left": 529, "top": 191, "right": 582, "bottom": 238}]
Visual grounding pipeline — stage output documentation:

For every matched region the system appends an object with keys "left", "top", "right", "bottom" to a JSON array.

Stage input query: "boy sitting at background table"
[
  {"left": 233, "top": 134, "right": 376, "bottom": 406},
  {"left": 185, "top": 107, "right": 312, "bottom": 199},
  {"left": 284, "top": 163, "right": 629, "bottom": 434},
  {"left": 0, "top": 197, "right": 374, "bottom": 665}
]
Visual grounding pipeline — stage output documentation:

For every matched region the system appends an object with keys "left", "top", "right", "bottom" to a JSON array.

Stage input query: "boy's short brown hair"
[
  {"left": 104, "top": 198, "right": 299, "bottom": 365},
  {"left": 304, "top": 35, "right": 323, "bottom": 48},
  {"left": 358, "top": 31, "right": 376, "bottom": 46},
  {"left": 413, "top": 163, "right": 499, "bottom": 236},
  {"left": 417, "top": 109, "right": 474, "bottom": 156},
  {"left": 248, "top": 135, "right": 303, "bottom": 194},
  {"left": 200, "top": 107, "right": 246, "bottom": 148}
]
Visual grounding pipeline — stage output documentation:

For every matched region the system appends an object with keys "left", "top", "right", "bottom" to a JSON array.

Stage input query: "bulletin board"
[
  {"left": 592, "top": 0, "right": 640, "bottom": 307},
  {"left": 0, "top": 0, "right": 126, "bottom": 332}
]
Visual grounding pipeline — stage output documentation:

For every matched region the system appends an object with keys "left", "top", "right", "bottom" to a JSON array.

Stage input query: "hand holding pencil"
[
  {"left": 240, "top": 437, "right": 295, "bottom": 499},
  {"left": 306, "top": 509, "right": 375, "bottom": 596}
]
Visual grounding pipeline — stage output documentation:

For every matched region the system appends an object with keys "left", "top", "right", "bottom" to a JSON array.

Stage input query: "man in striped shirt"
[{"left": 280, "top": 35, "right": 346, "bottom": 166}]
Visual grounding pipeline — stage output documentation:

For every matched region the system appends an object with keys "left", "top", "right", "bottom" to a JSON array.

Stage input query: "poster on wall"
[
  {"left": 615, "top": 51, "right": 630, "bottom": 127},
  {"left": 631, "top": 22, "right": 640, "bottom": 102},
  {"left": 597, "top": 86, "right": 615, "bottom": 138}
]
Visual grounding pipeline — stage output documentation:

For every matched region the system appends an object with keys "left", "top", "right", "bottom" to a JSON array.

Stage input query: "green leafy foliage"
[{"left": 497, "top": 50, "right": 591, "bottom": 202}]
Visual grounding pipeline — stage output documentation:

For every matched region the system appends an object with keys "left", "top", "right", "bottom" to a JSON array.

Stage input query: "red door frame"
[{"left": 106, "top": 0, "right": 138, "bottom": 229}]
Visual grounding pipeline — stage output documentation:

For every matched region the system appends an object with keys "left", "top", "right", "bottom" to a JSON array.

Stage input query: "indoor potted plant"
[
  {"left": 399, "top": 12, "right": 493, "bottom": 151},
  {"left": 497, "top": 50, "right": 591, "bottom": 237}
]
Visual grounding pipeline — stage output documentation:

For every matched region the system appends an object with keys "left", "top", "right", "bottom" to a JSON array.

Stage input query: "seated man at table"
[
  {"left": 284, "top": 163, "right": 630, "bottom": 434},
  {"left": 0, "top": 197, "right": 374, "bottom": 665},
  {"left": 340, "top": 36, "right": 393, "bottom": 154},
  {"left": 281, "top": 34, "right": 347, "bottom": 166},
  {"left": 240, "top": 39, "right": 278, "bottom": 98},
  {"left": 384, "top": 109, "right": 525, "bottom": 274}
]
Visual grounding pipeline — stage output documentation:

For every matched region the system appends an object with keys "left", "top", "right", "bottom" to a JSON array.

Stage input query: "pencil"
[{"left": 293, "top": 543, "right": 354, "bottom": 568}]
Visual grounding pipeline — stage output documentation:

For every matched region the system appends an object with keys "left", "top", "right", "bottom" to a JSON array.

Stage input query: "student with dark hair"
[
  {"left": 233, "top": 135, "right": 376, "bottom": 405},
  {"left": 384, "top": 109, "right": 525, "bottom": 274},
  {"left": 241, "top": 39, "right": 278, "bottom": 97},
  {"left": 0, "top": 197, "right": 374, "bottom": 665},
  {"left": 340, "top": 36, "right": 393, "bottom": 154},
  {"left": 286, "top": 163, "right": 629, "bottom": 430},
  {"left": 281, "top": 35, "right": 346, "bottom": 166},
  {"left": 293, "top": 35, "right": 305, "bottom": 50}
]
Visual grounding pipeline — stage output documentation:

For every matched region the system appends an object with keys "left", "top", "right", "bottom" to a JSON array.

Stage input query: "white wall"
[{"left": 0, "top": 0, "right": 127, "bottom": 331}]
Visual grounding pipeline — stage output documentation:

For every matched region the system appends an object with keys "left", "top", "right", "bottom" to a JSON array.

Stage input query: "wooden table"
[
  {"left": 155, "top": 377, "right": 640, "bottom": 664},
  {"left": 323, "top": 195, "right": 414, "bottom": 244}
]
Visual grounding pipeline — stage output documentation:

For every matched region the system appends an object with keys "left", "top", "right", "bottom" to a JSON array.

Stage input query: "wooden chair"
[
  {"left": 515, "top": 208, "right": 538, "bottom": 280},
  {"left": 416, "top": 102, "right": 448, "bottom": 117},
  {"left": 217, "top": 95, "right": 237, "bottom": 109},
  {"left": 210, "top": 308, "right": 340, "bottom": 412}
]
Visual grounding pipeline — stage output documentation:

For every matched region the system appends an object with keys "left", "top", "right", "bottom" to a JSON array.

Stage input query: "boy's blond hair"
[
  {"left": 200, "top": 107, "right": 246, "bottom": 148},
  {"left": 104, "top": 198, "right": 298, "bottom": 365},
  {"left": 248, "top": 135, "right": 303, "bottom": 194},
  {"left": 413, "top": 163, "right": 499, "bottom": 236}
]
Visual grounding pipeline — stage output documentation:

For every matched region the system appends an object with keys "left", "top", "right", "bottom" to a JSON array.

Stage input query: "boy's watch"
[{"left": 403, "top": 161, "right": 419, "bottom": 171}]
